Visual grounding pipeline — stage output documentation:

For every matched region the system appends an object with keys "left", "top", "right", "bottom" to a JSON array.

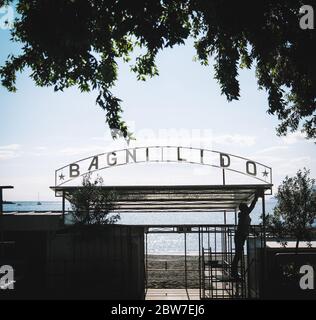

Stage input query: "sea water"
[{"left": 3, "top": 199, "right": 277, "bottom": 254}]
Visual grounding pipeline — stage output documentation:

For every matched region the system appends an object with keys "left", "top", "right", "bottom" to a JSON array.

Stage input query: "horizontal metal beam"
[{"left": 51, "top": 184, "right": 272, "bottom": 191}]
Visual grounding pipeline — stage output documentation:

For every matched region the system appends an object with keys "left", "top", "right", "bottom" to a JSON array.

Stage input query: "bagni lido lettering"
[{"left": 67, "top": 147, "right": 259, "bottom": 178}]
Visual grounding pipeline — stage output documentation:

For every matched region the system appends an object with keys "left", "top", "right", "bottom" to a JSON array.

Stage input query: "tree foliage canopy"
[
  {"left": 265, "top": 168, "right": 316, "bottom": 250},
  {"left": 69, "top": 174, "right": 119, "bottom": 225},
  {"left": 1, "top": 0, "right": 315, "bottom": 139}
]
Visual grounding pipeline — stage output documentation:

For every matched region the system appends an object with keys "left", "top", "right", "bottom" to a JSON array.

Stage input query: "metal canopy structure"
[
  {"left": 51, "top": 182, "right": 272, "bottom": 299},
  {"left": 51, "top": 184, "right": 272, "bottom": 213}
]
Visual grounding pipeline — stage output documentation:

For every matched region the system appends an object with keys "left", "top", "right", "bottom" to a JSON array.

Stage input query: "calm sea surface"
[{"left": 3, "top": 199, "right": 277, "bottom": 254}]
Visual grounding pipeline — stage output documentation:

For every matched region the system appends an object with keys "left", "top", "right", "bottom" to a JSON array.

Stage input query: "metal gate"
[{"left": 144, "top": 224, "right": 264, "bottom": 299}]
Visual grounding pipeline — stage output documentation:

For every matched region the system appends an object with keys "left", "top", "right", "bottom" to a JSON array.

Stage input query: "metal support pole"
[
  {"left": 0, "top": 188, "right": 3, "bottom": 260},
  {"left": 184, "top": 231, "right": 188, "bottom": 297},
  {"left": 222, "top": 169, "right": 226, "bottom": 185},
  {"left": 262, "top": 193, "right": 266, "bottom": 244},
  {"left": 145, "top": 231, "right": 148, "bottom": 293},
  {"left": 0, "top": 188, "right": 3, "bottom": 215},
  {"left": 223, "top": 211, "right": 227, "bottom": 264},
  {"left": 261, "top": 192, "right": 266, "bottom": 297},
  {"left": 198, "top": 227, "right": 201, "bottom": 299},
  {"left": 62, "top": 191, "right": 65, "bottom": 225}
]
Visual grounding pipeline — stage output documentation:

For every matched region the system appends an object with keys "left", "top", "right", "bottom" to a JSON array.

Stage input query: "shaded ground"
[{"left": 146, "top": 255, "right": 200, "bottom": 289}]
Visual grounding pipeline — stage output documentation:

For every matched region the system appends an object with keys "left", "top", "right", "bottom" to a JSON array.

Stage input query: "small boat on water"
[{"left": 37, "top": 193, "right": 42, "bottom": 205}]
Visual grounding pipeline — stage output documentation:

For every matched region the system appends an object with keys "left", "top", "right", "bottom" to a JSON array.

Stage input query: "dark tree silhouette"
[
  {"left": 265, "top": 168, "right": 316, "bottom": 252},
  {"left": 69, "top": 174, "right": 120, "bottom": 225},
  {"left": 0, "top": 0, "right": 315, "bottom": 139}
]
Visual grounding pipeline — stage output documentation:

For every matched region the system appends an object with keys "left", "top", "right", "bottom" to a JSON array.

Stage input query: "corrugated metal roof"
[{"left": 51, "top": 184, "right": 272, "bottom": 212}]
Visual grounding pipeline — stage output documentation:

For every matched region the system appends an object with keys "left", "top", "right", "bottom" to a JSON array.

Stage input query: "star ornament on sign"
[
  {"left": 262, "top": 169, "right": 269, "bottom": 177},
  {"left": 59, "top": 173, "right": 65, "bottom": 181}
]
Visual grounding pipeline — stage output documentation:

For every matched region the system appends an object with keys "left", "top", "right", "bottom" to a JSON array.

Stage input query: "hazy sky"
[{"left": 0, "top": 15, "right": 315, "bottom": 200}]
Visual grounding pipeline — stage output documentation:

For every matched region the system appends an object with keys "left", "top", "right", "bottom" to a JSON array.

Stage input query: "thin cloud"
[
  {"left": 281, "top": 132, "right": 312, "bottom": 145},
  {"left": 255, "top": 146, "right": 289, "bottom": 155},
  {"left": 211, "top": 134, "right": 256, "bottom": 147},
  {"left": 92, "top": 131, "right": 256, "bottom": 148},
  {"left": 34, "top": 146, "right": 48, "bottom": 151},
  {"left": 146, "top": 132, "right": 257, "bottom": 149},
  {"left": 276, "top": 156, "right": 313, "bottom": 175},
  {"left": 0, "top": 144, "right": 21, "bottom": 160},
  {"left": 59, "top": 145, "right": 106, "bottom": 157},
  {"left": 0, "top": 144, "right": 20, "bottom": 150}
]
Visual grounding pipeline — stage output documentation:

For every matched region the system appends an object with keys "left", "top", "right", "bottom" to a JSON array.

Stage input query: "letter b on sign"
[{"left": 69, "top": 163, "right": 80, "bottom": 178}]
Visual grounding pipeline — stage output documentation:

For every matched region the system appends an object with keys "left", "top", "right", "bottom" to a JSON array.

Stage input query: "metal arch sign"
[{"left": 55, "top": 146, "right": 272, "bottom": 186}]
